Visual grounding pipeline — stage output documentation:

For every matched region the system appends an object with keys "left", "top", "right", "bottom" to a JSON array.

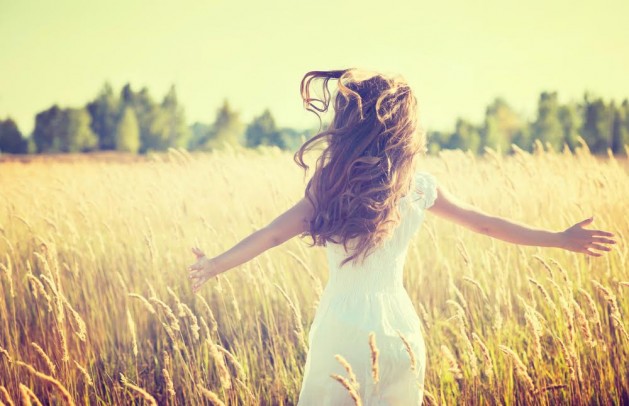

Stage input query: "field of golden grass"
[{"left": 0, "top": 143, "right": 627, "bottom": 405}]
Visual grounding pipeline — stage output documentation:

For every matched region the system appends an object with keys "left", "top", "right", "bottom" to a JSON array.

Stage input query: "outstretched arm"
[
  {"left": 428, "top": 185, "right": 616, "bottom": 256},
  {"left": 188, "top": 196, "right": 314, "bottom": 293}
]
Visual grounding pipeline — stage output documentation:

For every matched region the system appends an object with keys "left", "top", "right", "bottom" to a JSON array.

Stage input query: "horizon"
[{"left": 1, "top": 0, "right": 628, "bottom": 136}]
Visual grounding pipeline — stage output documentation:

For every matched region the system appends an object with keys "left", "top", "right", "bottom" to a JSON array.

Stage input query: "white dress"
[{"left": 297, "top": 171, "right": 438, "bottom": 406}]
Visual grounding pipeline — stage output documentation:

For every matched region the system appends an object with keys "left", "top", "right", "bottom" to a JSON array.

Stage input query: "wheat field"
[{"left": 0, "top": 142, "right": 627, "bottom": 405}]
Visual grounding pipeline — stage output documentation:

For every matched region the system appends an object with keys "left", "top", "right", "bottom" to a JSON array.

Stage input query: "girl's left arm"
[
  {"left": 428, "top": 185, "right": 616, "bottom": 257},
  {"left": 188, "top": 197, "right": 313, "bottom": 293}
]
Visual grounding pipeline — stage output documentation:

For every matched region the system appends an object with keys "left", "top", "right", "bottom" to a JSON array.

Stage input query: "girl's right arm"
[{"left": 428, "top": 185, "right": 616, "bottom": 257}]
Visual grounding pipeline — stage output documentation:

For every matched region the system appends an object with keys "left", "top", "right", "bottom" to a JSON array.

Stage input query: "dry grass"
[{"left": 0, "top": 144, "right": 627, "bottom": 404}]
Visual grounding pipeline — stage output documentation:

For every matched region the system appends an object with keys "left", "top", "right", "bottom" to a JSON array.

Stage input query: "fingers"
[
  {"left": 588, "top": 242, "right": 612, "bottom": 252},
  {"left": 590, "top": 230, "right": 615, "bottom": 238},
  {"left": 188, "top": 269, "right": 204, "bottom": 278},
  {"left": 591, "top": 237, "right": 616, "bottom": 245},
  {"left": 576, "top": 217, "right": 594, "bottom": 227},
  {"left": 191, "top": 247, "right": 206, "bottom": 259},
  {"left": 583, "top": 248, "right": 602, "bottom": 257}
]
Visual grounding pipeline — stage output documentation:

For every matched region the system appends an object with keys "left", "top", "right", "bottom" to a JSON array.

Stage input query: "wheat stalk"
[
  {"left": 217, "top": 344, "right": 247, "bottom": 380},
  {"left": 208, "top": 338, "right": 231, "bottom": 389},
  {"left": 0, "top": 346, "right": 11, "bottom": 364},
  {"left": 472, "top": 333, "right": 494, "bottom": 378},
  {"left": 396, "top": 330, "right": 417, "bottom": 372},
  {"left": 163, "top": 368, "right": 176, "bottom": 400},
  {"left": 611, "top": 314, "right": 629, "bottom": 342},
  {"left": 120, "top": 373, "right": 157, "bottom": 406},
  {"left": 19, "top": 383, "right": 43, "bottom": 406},
  {"left": 572, "top": 299, "right": 595, "bottom": 347},
  {"left": 179, "top": 302, "right": 201, "bottom": 341},
  {"left": 63, "top": 297, "right": 87, "bottom": 342},
  {"left": 196, "top": 293, "right": 219, "bottom": 334},
  {"left": 0, "top": 386, "right": 14, "bottom": 406},
  {"left": 73, "top": 360, "right": 93, "bottom": 387},
  {"left": 498, "top": 345, "right": 535, "bottom": 393},
  {"left": 462, "top": 276, "right": 488, "bottom": 301},
  {"left": 368, "top": 332, "right": 379, "bottom": 384},
  {"left": 330, "top": 374, "right": 363, "bottom": 406},
  {"left": 16, "top": 361, "right": 74, "bottom": 405},
  {"left": 224, "top": 276, "right": 242, "bottom": 322},
  {"left": 197, "top": 384, "right": 226, "bottom": 406},
  {"left": 128, "top": 293, "right": 156, "bottom": 314},
  {"left": 126, "top": 309, "right": 138, "bottom": 357},
  {"left": 578, "top": 288, "right": 604, "bottom": 343},
  {"left": 441, "top": 345, "right": 463, "bottom": 380},
  {"left": 528, "top": 278, "right": 557, "bottom": 312},
  {"left": 30, "top": 343, "right": 56, "bottom": 376},
  {"left": 149, "top": 296, "right": 180, "bottom": 331},
  {"left": 334, "top": 354, "right": 359, "bottom": 388}
]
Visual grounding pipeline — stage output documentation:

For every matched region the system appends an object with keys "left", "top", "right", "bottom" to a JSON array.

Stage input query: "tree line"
[
  {"left": 427, "top": 92, "right": 629, "bottom": 155},
  {"left": 0, "top": 83, "right": 311, "bottom": 155},
  {"left": 0, "top": 84, "right": 627, "bottom": 155}
]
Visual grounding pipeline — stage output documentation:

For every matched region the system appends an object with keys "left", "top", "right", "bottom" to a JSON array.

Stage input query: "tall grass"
[{"left": 0, "top": 143, "right": 627, "bottom": 404}]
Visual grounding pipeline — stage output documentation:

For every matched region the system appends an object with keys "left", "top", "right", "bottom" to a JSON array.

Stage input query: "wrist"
[
  {"left": 551, "top": 231, "right": 566, "bottom": 249},
  {"left": 210, "top": 256, "right": 225, "bottom": 276}
]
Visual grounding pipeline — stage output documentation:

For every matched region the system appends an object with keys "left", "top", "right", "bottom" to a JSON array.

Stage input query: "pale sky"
[{"left": 1, "top": 0, "right": 628, "bottom": 136}]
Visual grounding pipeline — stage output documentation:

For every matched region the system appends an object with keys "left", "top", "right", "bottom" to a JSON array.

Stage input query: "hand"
[
  {"left": 188, "top": 247, "right": 220, "bottom": 293},
  {"left": 559, "top": 217, "right": 616, "bottom": 257}
]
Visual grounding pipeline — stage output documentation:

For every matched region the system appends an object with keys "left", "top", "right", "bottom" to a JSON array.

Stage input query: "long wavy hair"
[{"left": 293, "top": 68, "right": 427, "bottom": 268}]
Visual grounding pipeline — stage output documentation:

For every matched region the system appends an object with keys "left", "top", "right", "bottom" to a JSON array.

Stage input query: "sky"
[{"left": 1, "top": 0, "right": 628, "bottom": 136}]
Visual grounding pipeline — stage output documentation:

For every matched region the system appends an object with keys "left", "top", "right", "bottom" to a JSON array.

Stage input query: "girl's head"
[{"left": 294, "top": 68, "right": 426, "bottom": 267}]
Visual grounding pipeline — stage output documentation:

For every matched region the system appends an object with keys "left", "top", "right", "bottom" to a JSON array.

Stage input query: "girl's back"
[{"left": 298, "top": 171, "right": 437, "bottom": 405}]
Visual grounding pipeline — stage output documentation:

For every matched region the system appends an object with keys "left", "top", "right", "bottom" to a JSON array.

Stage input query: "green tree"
[
  {"left": 532, "top": 92, "right": 563, "bottom": 151},
  {"left": 558, "top": 102, "right": 582, "bottom": 152},
  {"left": 120, "top": 84, "right": 158, "bottom": 152},
  {"left": 426, "top": 130, "right": 445, "bottom": 155},
  {"left": 0, "top": 118, "right": 28, "bottom": 154},
  {"left": 86, "top": 82, "right": 120, "bottom": 150},
  {"left": 245, "top": 109, "right": 285, "bottom": 149},
  {"left": 33, "top": 105, "right": 66, "bottom": 153},
  {"left": 203, "top": 100, "right": 244, "bottom": 150},
  {"left": 32, "top": 106, "right": 97, "bottom": 153},
  {"left": 148, "top": 85, "right": 190, "bottom": 150},
  {"left": 188, "top": 122, "right": 212, "bottom": 150},
  {"left": 115, "top": 107, "right": 140, "bottom": 153},
  {"left": 581, "top": 94, "right": 613, "bottom": 153},
  {"left": 448, "top": 118, "right": 481, "bottom": 153},
  {"left": 62, "top": 108, "right": 99, "bottom": 152},
  {"left": 481, "top": 98, "right": 523, "bottom": 153},
  {"left": 611, "top": 100, "right": 629, "bottom": 155}
]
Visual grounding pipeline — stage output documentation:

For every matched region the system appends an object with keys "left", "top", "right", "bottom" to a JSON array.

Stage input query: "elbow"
[
  {"left": 263, "top": 226, "right": 283, "bottom": 248},
  {"left": 468, "top": 217, "right": 496, "bottom": 236}
]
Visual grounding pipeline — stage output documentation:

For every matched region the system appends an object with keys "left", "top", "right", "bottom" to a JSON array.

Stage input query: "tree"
[
  {"left": 558, "top": 102, "right": 582, "bottom": 152},
  {"left": 245, "top": 109, "right": 286, "bottom": 149},
  {"left": 0, "top": 118, "right": 28, "bottom": 154},
  {"left": 115, "top": 107, "right": 140, "bottom": 153},
  {"left": 481, "top": 98, "right": 523, "bottom": 153},
  {"left": 32, "top": 106, "right": 97, "bottom": 153},
  {"left": 62, "top": 108, "right": 99, "bottom": 152},
  {"left": 532, "top": 92, "right": 563, "bottom": 151},
  {"left": 202, "top": 100, "right": 244, "bottom": 150},
  {"left": 86, "top": 82, "right": 120, "bottom": 150},
  {"left": 120, "top": 84, "right": 158, "bottom": 153},
  {"left": 581, "top": 94, "right": 613, "bottom": 153},
  {"left": 611, "top": 100, "right": 629, "bottom": 155},
  {"left": 149, "top": 85, "right": 190, "bottom": 150},
  {"left": 33, "top": 105, "right": 66, "bottom": 153},
  {"left": 448, "top": 118, "right": 481, "bottom": 153}
]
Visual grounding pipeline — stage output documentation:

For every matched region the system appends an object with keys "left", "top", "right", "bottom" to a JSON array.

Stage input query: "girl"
[{"left": 187, "top": 69, "right": 616, "bottom": 405}]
